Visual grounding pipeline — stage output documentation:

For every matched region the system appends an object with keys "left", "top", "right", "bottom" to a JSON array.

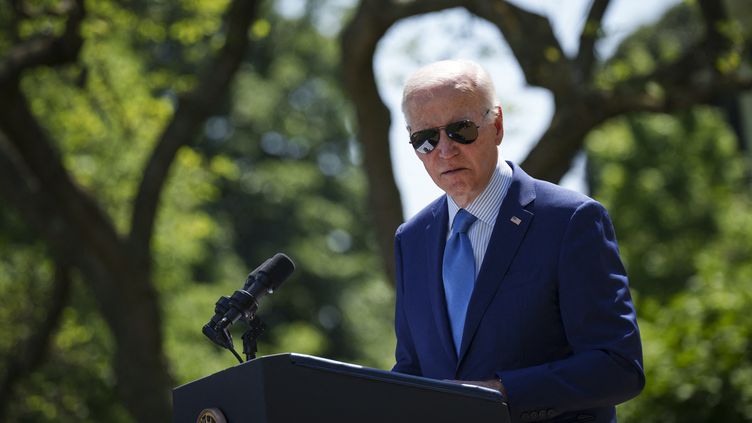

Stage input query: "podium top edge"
[
  {"left": 281, "top": 353, "right": 505, "bottom": 403},
  {"left": 174, "top": 352, "right": 505, "bottom": 406}
]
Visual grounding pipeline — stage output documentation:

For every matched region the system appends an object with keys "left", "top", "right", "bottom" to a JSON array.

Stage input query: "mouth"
[{"left": 441, "top": 167, "right": 467, "bottom": 176}]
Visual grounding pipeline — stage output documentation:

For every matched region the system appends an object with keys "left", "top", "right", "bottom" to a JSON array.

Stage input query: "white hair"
[{"left": 401, "top": 59, "right": 498, "bottom": 123}]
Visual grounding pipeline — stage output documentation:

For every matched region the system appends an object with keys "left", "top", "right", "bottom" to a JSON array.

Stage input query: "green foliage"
[
  {"left": 21, "top": 42, "right": 173, "bottom": 233},
  {"left": 0, "top": 236, "right": 131, "bottom": 422},
  {"left": 596, "top": 4, "right": 704, "bottom": 89},
  {"left": 586, "top": 107, "right": 752, "bottom": 421},
  {"left": 0, "top": 1, "right": 383, "bottom": 422},
  {"left": 18, "top": 1, "right": 751, "bottom": 422},
  {"left": 618, "top": 196, "right": 752, "bottom": 422},
  {"left": 587, "top": 108, "right": 744, "bottom": 298},
  {"left": 3, "top": 6, "right": 394, "bottom": 420},
  {"left": 0, "top": 244, "right": 55, "bottom": 355},
  {"left": 155, "top": 4, "right": 399, "bottom": 391},
  {"left": 598, "top": 3, "right": 707, "bottom": 87},
  {"left": 588, "top": 6, "right": 752, "bottom": 416},
  {"left": 185, "top": 5, "right": 395, "bottom": 372},
  {"left": 597, "top": 0, "right": 751, "bottom": 88}
]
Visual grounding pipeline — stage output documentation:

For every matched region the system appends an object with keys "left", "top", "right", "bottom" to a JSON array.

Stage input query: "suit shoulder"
[
  {"left": 396, "top": 195, "right": 446, "bottom": 238},
  {"left": 510, "top": 161, "right": 601, "bottom": 213},
  {"left": 532, "top": 178, "right": 601, "bottom": 212}
]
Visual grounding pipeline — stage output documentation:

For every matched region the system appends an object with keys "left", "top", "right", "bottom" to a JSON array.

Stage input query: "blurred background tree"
[
  {"left": 585, "top": 4, "right": 752, "bottom": 420},
  {"left": 0, "top": 0, "right": 750, "bottom": 422},
  {"left": 0, "top": 0, "right": 393, "bottom": 421},
  {"left": 590, "top": 108, "right": 752, "bottom": 422},
  {"left": 0, "top": 0, "right": 260, "bottom": 420}
]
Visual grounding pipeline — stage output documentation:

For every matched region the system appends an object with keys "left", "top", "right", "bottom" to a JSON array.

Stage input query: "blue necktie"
[{"left": 443, "top": 209, "right": 477, "bottom": 356}]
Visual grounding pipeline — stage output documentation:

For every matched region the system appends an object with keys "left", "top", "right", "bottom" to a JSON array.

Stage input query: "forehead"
[
  {"left": 404, "top": 84, "right": 482, "bottom": 129},
  {"left": 405, "top": 93, "right": 480, "bottom": 130}
]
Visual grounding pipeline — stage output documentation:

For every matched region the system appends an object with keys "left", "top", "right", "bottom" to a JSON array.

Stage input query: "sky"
[{"left": 371, "top": 0, "right": 682, "bottom": 217}]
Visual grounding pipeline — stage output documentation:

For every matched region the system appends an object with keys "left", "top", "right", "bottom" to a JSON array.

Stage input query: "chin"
[{"left": 444, "top": 188, "right": 471, "bottom": 201}]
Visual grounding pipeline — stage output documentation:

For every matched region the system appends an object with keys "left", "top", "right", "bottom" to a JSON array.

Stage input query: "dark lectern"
[{"left": 173, "top": 353, "right": 510, "bottom": 423}]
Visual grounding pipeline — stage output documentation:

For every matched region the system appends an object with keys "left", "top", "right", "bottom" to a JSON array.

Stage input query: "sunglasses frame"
[{"left": 408, "top": 109, "right": 491, "bottom": 154}]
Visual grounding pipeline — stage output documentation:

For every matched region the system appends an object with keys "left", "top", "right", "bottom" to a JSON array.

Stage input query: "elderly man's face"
[{"left": 405, "top": 84, "right": 502, "bottom": 208}]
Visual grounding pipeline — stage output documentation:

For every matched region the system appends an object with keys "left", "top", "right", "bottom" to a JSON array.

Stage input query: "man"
[{"left": 392, "top": 60, "right": 644, "bottom": 423}]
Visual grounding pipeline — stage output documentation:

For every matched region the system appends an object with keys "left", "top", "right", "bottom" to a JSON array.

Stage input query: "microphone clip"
[{"left": 202, "top": 289, "right": 264, "bottom": 363}]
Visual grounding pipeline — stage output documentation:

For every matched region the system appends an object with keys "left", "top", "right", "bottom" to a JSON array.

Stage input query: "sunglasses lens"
[
  {"left": 409, "top": 120, "right": 479, "bottom": 153},
  {"left": 410, "top": 129, "right": 439, "bottom": 153},
  {"left": 445, "top": 120, "right": 478, "bottom": 144}
]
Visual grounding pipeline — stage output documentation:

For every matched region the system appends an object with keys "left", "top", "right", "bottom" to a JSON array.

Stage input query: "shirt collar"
[{"left": 447, "top": 160, "right": 513, "bottom": 228}]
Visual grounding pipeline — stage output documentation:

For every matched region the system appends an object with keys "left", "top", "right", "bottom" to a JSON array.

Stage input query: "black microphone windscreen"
[{"left": 259, "top": 253, "right": 295, "bottom": 291}]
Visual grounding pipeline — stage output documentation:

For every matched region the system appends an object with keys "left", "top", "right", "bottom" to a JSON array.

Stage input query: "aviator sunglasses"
[{"left": 409, "top": 109, "right": 490, "bottom": 154}]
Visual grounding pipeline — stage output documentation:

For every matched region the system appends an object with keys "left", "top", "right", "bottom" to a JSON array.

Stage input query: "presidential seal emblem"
[{"left": 196, "top": 407, "right": 227, "bottom": 423}]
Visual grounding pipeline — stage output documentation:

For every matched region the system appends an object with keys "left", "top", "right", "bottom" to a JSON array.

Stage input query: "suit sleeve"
[
  {"left": 392, "top": 226, "right": 422, "bottom": 376},
  {"left": 497, "top": 200, "right": 645, "bottom": 413}
]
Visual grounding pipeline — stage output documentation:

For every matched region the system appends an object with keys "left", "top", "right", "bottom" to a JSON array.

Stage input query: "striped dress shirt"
[{"left": 446, "top": 160, "right": 513, "bottom": 277}]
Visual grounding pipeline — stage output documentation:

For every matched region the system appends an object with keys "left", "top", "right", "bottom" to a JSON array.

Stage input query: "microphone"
[
  {"left": 243, "top": 253, "right": 296, "bottom": 297},
  {"left": 203, "top": 253, "right": 295, "bottom": 350}
]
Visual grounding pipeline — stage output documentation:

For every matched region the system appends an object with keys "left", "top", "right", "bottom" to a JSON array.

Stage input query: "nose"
[{"left": 436, "top": 129, "right": 458, "bottom": 159}]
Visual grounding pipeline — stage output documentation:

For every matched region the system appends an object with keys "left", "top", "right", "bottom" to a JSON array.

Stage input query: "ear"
[{"left": 494, "top": 105, "right": 504, "bottom": 145}]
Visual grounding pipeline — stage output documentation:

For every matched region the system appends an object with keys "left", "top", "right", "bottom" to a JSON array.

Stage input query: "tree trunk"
[{"left": 0, "top": 0, "right": 259, "bottom": 420}]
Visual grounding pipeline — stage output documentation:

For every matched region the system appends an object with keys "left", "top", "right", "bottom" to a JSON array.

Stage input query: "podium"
[{"left": 173, "top": 353, "right": 510, "bottom": 422}]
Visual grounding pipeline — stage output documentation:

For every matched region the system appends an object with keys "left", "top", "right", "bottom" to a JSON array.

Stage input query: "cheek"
[
  {"left": 418, "top": 154, "right": 434, "bottom": 172},
  {"left": 470, "top": 143, "right": 499, "bottom": 172}
]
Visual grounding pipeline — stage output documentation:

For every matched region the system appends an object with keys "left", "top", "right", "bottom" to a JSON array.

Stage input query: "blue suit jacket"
[{"left": 393, "top": 162, "right": 644, "bottom": 423}]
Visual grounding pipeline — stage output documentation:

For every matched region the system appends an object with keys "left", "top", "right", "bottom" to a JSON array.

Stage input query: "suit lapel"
[
  {"left": 425, "top": 198, "right": 457, "bottom": 365},
  {"left": 458, "top": 164, "right": 537, "bottom": 363}
]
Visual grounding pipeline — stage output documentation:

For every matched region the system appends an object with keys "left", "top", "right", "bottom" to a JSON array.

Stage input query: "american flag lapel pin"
[{"left": 510, "top": 216, "right": 522, "bottom": 225}]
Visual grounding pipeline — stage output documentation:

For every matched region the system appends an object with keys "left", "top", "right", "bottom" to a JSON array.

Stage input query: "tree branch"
[
  {"left": 0, "top": 130, "right": 74, "bottom": 251},
  {"left": 575, "top": 0, "right": 611, "bottom": 82},
  {"left": 0, "top": 83, "right": 127, "bottom": 272},
  {"left": 0, "top": 2, "right": 173, "bottom": 418},
  {"left": 467, "top": 0, "right": 573, "bottom": 93},
  {"left": 518, "top": 0, "right": 752, "bottom": 183},
  {"left": 0, "top": 1, "right": 259, "bottom": 420},
  {"left": 697, "top": 0, "right": 732, "bottom": 53},
  {"left": 521, "top": 40, "right": 752, "bottom": 182},
  {"left": 0, "top": 80, "right": 174, "bottom": 423},
  {"left": 0, "top": 126, "right": 129, "bottom": 339},
  {"left": 128, "top": 0, "right": 259, "bottom": 256},
  {"left": 343, "top": 0, "right": 751, "bottom": 280},
  {"left": 0, "top": 0, "right": 84, "bottom": 84},
  {"left": 0, "top": 0, "right": 118, "bottom": 264}
]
